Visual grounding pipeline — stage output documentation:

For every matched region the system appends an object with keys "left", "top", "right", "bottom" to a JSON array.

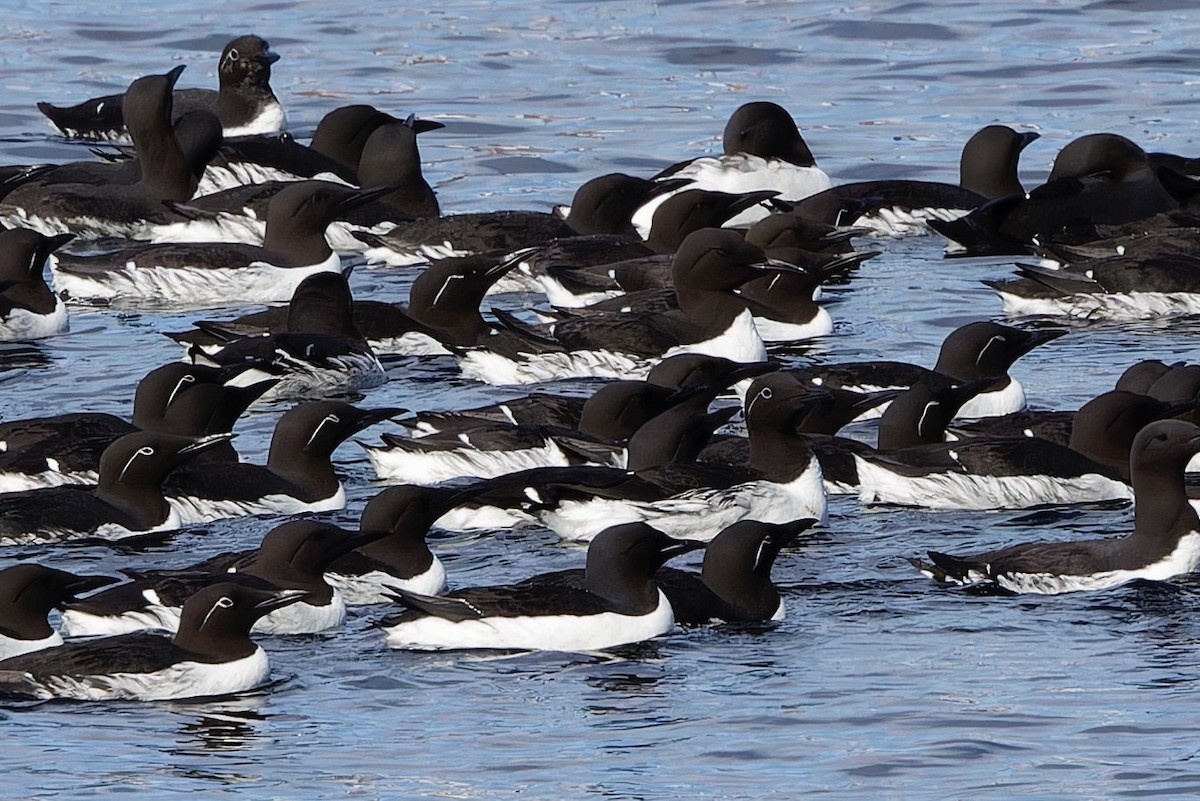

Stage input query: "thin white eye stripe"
[
  {"left": 975, "top": 335, "right": 1006, "bottom": 367},
  {"left": 305, "top": 414, "right": 341, "bottom": 450},
  {"left": 201, "top": 596, "right": 235, "bottom": 629},
  {"left": 746, "top": 386, "right": 773, "bottom": 416},
  {"left": 917, "top": 401, "right": 940, "bottom": 438},
  {"left": 432, "top": 274, "right": 463, "bottom": 307},
  {"left": 118, "top": 446, "right": 155, "bottom": 482},
  {"left": 166, "top": 374, "right": 195, "bottom": 408}
]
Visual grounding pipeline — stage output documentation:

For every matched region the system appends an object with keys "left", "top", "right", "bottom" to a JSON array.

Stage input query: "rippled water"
[{"left": 4, "top": 1, "right": 1200, "bottom": 798}]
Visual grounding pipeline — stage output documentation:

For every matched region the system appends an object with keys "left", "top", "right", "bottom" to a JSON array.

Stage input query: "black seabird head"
[
  {"left": 647, "top": 189, "right": 779, "bottom": 254},
  {"left": 99, "top": 431, "right": 235, "bottom": 489},
  {"left": 565, "top": 173, "right": 691, "bottom": 236},
  {"left": 792, "top": 384, "right": 903, "bottom": 435},
  {"left": 744, "top": 212, "right": 865, "bottom": 254},
  {"left": 722, "top": 101, "right": 816, "bottom": 167},
  {"left": 408, "top": 252, "right": 522, "bottom": 328},
  {"left": 263, "top": 181, "right": 399, "bottom": 264},
  {"left": 1115, "top": 359, "right": 1174, "bottom": 395},
  {"left": 646, "top": 352, "right": 778, "bottom": 390},
  {"left": 959, "top": 125, "right": 1040, "bottom": 199},
  {"left": 269, "top": 401, "right": 405, "bottom": 464},
  {"left": 1071, "top": 391, "right": 1200, "bottom": 481},
  {"left": 585, "top": 523, "right": 704, "bottom": 612},
  {"left": 124, "top": 65, "right": 190, "bottom": 199},
  {"left": 130, "top": 363, "right": 229, "bottom": 431},
  {"left": 700, "top": 518, "right": 814, "bottom": 618},
  {"left": 310, "top": 104, "right": 401, "bottom": 172},
  {"left": 350, "top": 482, "right": 497, "bottom": 570},
  {"left": 877, "top": 378, "right": 990, "bottom": 450},
  {"left": 284, "top": 271, "right": 363, "bottom": 341},
  {"left": 0, "top": 229, "right": 71, "bottom": 315},
  {"left": 1048, "top": 132, "right": 1149, "bottom": 183},
  {"left": 173, "top": 582, "right": 308, "bottom": 660},
  {"left": 218, "top": 35, "right": 279, "bottom": 89},
  {"left": 577, "top": 381, "right": 681, "bottom": 441},
  {"left": 0, "top": 564, "right": 117, "bottom": 640},
  {"left": 932, "top": 321, "right": 1065, "bottom": 381},
  {"left": 670, "top": 227, "right": 806, "bottom": 305},
  {"left": 1129, "top": 419, "right": 1200, "bottom": 540},
  {"left": 1147, "top": 364, "right": 1200, "bottom": 404},
  {"left": 356, "top": 119, "right": 442, "bottom": 218},
  {"left": 244, "top": 520, "right": 385, "bottom": 593}
]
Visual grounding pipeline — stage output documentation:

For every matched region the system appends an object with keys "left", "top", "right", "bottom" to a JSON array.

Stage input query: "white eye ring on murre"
[
  {"left": 746, "top": 386, "right": 773, "bottom": 416},
  {"left": 202, "top": 596, "right": 235, "bottom": 629},
  {"left": 304, "top": 414, "right": 341, "bottom": 450},
  {"left": 118, "top": 446, "right": 155, "bottom": 482}
]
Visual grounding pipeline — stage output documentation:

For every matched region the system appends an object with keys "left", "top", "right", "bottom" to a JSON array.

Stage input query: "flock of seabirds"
[{"left": 0, "top": 34, "right": 1197, "bottom": 703}]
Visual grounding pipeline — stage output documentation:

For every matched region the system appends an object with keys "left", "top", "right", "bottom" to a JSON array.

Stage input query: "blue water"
[{"left": 4, "top": 1, "right": 1200, "bottom": 798}]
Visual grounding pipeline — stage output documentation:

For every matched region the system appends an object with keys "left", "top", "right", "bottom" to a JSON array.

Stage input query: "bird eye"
[
  {"left": 227, "top": 49, "right": 240, "bottom": 62},
  {"left": 760, "top": 388, "right": 773, "bottom": 400},
  {"left": 217, "top": 596, "right": 234, "bottom": 609}
]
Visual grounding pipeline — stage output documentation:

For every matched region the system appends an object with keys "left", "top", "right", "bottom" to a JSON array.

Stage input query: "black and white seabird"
[
  {"left": 787, "top": 321, "right": 1065, "bottom": 420},
  {"left": 456, "top": 228, "right": 804, "bottom": 384},
  {"left": 0, "top": 565, "right": 117, "bottom": 659},
  {"left": 854, "top": 389, "right": 1193, "bottom": 510},
  {"left": 4, "top": 66, "right": 202, "bottom": 239},
  {"left": 326, "top": 483, "right": 500, "bottom": 603},
  {"left": 51, "top": 180, "right": 394, "bottom": 307},
  {"left": 911, "top": 419, "right": 1200, "bottom": 594},
  {"left": 791, "top": 125, "right": 1040, "bottom": 237},
  {"left": 930, "top": 133, "right": 1179, "bottom": 256},
  {"left": 38, "top": 35, "right": 284, "bottom": 142},
  {"left": 631, "top": 101, "right": 832, "bottom": 234},
  {"left": 59, "top": 520, "right": 385, "bottom": 637},
  {"left": 0, "top": 583, "right": 306, "bottom": 701},
  {"left": 380, "top": 522, "right": 703, "bottom": 651},
  {"left": 164, "top": 401, "right": 401, "bottom": 524},
  {"left": 180, "top": 272, "right": 386, "bottom": 398},
  {"left": 0, "top": 229, "right": 72, "bottom": 340},
  {"left": 0, "top": 431, "right": 232, "bottom": 546},
  {"left": 0, "top": 362, "right": 271, "bottom": 492}
]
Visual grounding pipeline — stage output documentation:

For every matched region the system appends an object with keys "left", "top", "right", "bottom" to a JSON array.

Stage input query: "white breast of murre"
[
  {"left": 993, "top": 531, "right": 1200, "bottom": 595},
  {"left": 0, "top": 296, "right": 68, "bottom": 341},
  {"left": 26, "top": 647, "right": 271, "bottom": 701},
  {"left": 222, "top": 100, "right": 287, "bottom": 138},
  {"left": 0, "top": 467, "right": 97, "bottom": 494},
  {"left": 957, "top": 379, "right": 1025, "bottom": 419},
  {"left": 856, "top": 206, "right": 970, "bottom": 238},
  {"left": 0, "top": 631, "right": 62, "bottom": 660},
  {"left": 750, "top": 306, "right": 832, "bottom": 343},
  {"left": 251, "top": 592, "right": 346, "bottom": 635},
  {"left": 632, "top": 156, "right": 833, "bottom": 236},
  {"left": 383, "top": 588, "right": 675, "bottom": 652},
  {"left": 854, "top": 456, "right": 1133, "bottom": 511},
  {"left": 540, "top": 455, "right": 826, "bottom": 542},
  {"left": 994, "top": 288, "right": 1200, "bottom": 321},
  {"left": 328, "top": 562, "right": 448, "bottom": 606},
  {"left": 51, "top": 253, "right": 341, "bottom": 308},
  {"left": 363, "top": 437, "right": 573, "bottom": 484},
  {"left": 168, "top": 485, "right": 346, "bottom": 526},
  {"left": 59, "top": 588, "right": 184, "bottom": 637}
]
